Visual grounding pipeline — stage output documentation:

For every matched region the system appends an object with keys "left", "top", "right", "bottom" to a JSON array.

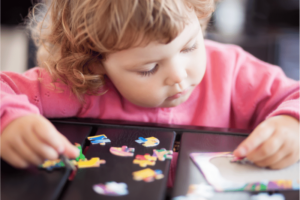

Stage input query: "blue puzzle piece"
[
  {"left": 89, "top": 135, "right": 106, "bottom": 141},
  {"left": 135, "top": 137, "right": 147, "bottom": 144},
  {"left": 90, "top": 138, "right": 111, "bottom": 144}
]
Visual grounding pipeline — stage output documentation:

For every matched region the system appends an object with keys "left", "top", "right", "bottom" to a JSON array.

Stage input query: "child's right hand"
[{"left": 0, "top": 114, "right": 79, "bottom": 168}]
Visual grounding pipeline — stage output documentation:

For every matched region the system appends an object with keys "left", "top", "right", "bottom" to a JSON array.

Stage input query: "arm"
[
  {"left": 0, "top": 68, "right": 80, "bottom": 167},
  {"left": 228, "top": 46, "right": 299, "bottom": 168},
  {"left": 229, "top": 47, "right": 299, "bottom": 128},
  {"left": 1, "top": 68, "right": 83, "bottom": 132}
]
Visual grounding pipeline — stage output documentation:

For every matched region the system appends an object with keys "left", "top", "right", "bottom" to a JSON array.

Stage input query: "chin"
[{"left": 162, "top": 98, "right": 186, "bottom": 108}]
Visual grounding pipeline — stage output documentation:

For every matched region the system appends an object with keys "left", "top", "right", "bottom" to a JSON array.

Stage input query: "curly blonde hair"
[{"left": 28, "top": 0, "right": 216, "bottom": 100}]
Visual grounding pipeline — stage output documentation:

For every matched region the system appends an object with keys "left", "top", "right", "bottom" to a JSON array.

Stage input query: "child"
[{"left": 0, "top": 0, "right": 299, "bottom": 186}]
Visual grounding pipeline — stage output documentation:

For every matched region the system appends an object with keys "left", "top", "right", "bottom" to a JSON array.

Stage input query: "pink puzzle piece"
[{"left": 110, "top": 146, "right": 135, "bottom": 157}]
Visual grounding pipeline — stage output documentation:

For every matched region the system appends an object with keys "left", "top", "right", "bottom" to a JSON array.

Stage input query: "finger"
[
  {"left": 59, "top": 135, "right": 80, "bottom": 159},
  {"left": 12, "top": 135, "right": 43, "bottom": 166},
  {"left": 32, "top": 118, "right": 65, "bottom": 153},
  {"left": 247, "top": 134, "right": 283, "bottom": 163},
  {"left": 1, "top": 143, "right": 28, "bottom": 168},
  {"left": 23, "top": 131, "right": 59, "bottom": 160},
  {"left": 269, "top": 152, "right": 299, "bottom": 169},
  {"left": 253, "top": 142, "right": 288, "bottom": 167},
  {"left": 234, "top": 122, "right": 275, "bottom": 157}
]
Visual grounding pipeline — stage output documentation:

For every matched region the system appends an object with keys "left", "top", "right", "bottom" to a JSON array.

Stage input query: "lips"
[{"left": 167, "top": 88, "right": 189, "bottom": 100}]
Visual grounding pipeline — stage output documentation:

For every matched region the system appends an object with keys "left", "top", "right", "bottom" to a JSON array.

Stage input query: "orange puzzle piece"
[{"left": 133, "top": 154, "right": 157, "bottom": 167}]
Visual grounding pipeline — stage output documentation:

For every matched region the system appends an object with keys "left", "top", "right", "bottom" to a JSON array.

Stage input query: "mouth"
[{"left": 166, "top": 88, "right": 190, "bottom": 100}]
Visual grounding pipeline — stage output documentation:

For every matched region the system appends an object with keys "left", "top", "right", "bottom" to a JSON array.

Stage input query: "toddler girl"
[{"left": 0, "top": 0, "right": 299, "bottom": 187}]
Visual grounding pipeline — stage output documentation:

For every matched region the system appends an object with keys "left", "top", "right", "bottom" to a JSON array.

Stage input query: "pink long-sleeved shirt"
[
  {"left": 1, "top": 40, "right": 299, "bottom": 186},
  {"left": 1, "top": 40, "right": 299, "bottom": 131}
]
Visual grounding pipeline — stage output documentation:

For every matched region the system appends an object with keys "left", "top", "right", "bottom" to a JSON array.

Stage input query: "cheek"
[
  {"left": 188, "top": 52, "right": 206, "bottom": 82},
  {"left": 109, "top": 74, "right": 164, "bottom": 107}
]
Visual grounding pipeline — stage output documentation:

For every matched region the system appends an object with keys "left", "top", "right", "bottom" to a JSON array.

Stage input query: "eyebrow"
[{"left": 129, "top": 26, "right": 201, "bottom": 69}]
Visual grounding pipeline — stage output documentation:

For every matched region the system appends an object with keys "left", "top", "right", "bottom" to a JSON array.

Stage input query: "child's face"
[{"left": 103, "top": 14, "right": 206, "bottom": 108}]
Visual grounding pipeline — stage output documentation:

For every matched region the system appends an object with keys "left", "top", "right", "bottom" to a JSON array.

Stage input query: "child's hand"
[
  {"left": 233, "top": 115, "right": 299, "bottom": 169},
  {"left": 0, "top": 114, "right": 79, "bottom": 168}
]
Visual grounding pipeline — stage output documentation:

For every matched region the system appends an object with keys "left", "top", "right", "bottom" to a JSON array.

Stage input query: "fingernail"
[
  {"left": 58, "top": 146, "right": 64, "bottom": 153},
  {"left": 238, "top": 147, "right": 247, "bottom": 157}
]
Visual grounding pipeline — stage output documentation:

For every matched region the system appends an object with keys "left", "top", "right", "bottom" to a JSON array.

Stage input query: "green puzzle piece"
[{"left": 75, "top": 143, "right": 86, "bottom": 162}]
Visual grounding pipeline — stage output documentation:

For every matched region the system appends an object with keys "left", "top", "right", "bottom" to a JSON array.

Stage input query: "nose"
[{"left": 164, "top": 58, "right": 187, "bottom": 86}]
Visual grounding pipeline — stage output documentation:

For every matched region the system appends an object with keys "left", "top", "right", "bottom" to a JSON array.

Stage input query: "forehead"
[{"left": 105, "top": 13, "right": 200, "bottom": 67}]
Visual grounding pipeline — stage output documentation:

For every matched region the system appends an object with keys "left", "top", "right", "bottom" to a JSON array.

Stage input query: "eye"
[
  {"left": 181, "top": 42, "right": 198, "bottom": 53},
  {"left": 138, "top": 64, "right": 158, "bottom": 77}
]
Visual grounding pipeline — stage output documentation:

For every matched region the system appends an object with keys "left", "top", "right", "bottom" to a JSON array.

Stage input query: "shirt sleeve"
[
  {"left": 230, "top": 46, "right": 299, "bottom": 129},
  {"left": 0, "top": 68, "right": 82, "bottom": 133}
]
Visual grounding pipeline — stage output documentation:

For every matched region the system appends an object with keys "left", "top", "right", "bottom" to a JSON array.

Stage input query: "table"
[
  {"left": 1, "top": 118, "right": 299, "bottom": 200},
  {"left": 1, "top": 120, "right": 175, "bottom": 200},
  {"left": 60, "top": 126, "right": 175, "bottom": 200},
  {"left": 172, "top": 132, "right": 299, "bottom": 200},
  {"left": 1, "top": 123, "right": 92, "bottom": 200}
]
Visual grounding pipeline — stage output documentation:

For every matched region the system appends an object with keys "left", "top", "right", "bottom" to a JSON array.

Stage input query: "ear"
[{"left": 87, "top": 61, "right": 107, "bottom": 75}]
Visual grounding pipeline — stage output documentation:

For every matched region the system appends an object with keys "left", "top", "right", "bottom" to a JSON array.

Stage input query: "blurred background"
[{"left": 1, "top": 0, "right": 299, "bottom": 80}]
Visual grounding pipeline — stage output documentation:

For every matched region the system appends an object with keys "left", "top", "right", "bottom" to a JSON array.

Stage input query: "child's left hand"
[{"left": 233, "top": 115, "right": 299, "bottom": 169}]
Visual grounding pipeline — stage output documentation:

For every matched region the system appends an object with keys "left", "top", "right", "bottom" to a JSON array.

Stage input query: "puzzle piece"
[
  {"left": 133, "top": 154, "right": 157, "bottom": 167},
  {"left": 39, "top": 159, "right": 65, "bottom": 171},
  {"left": 153, "top": 148, "right": 173, "bottom": 161},
  {"left": 40, "top": 144, "right": 105, "bottom": 170},
  {"left": 110, "top": 146, "right": 135, "bottom": 157},
  {"left": 93, "top": 182, "right": 128, "bottom": 196},
  {"left": 88, "top": 134, "right": 111, "bottom": 145},
  {"left": 75, "top": 143, "right": 86, "bottom": 161},
  {"left": 132, "top": 168, "right": 164, "bottom": 182},
  {"left": 135, "top": 137, "right": 148, "bottom": 144},
  {"left": 135, "top": 136, "right": 160, "bottom": 147},
  {"left": 76, "top": 157, "right": 106, "bottom": 168}
]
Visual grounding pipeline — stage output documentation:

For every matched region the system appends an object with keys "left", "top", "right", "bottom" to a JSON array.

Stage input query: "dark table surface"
[
  {"left": 1, "top": 123, "right": 92, "bottom": 200},
  {"left": 172, "top": 132, "right": 299, "bottom": 200},
  {"left": 1, "top": 121, "right": 175, "bottom": 200},
  {"left": 60, "top": 126, "right": 175, "bottom": 200},
  {"left": 1, "top": 119, "right": 299, "bottom": 200}
]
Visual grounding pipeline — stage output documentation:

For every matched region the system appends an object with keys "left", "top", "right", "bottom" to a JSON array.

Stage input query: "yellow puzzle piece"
[
  {"left": 143, "top": 137, "right": 159, "bottom": 147},
  {"left": 41, "top": 159, "right": 61, "bottom": 168},
  {"left": 77, "top": 157, "right": 106, "bottom": 168},
  {"left": 133, "top": 168, "right": 156, "bottom": 181},
  {"left": 132, "top": 168, "right": 164, "bottom": 182}
]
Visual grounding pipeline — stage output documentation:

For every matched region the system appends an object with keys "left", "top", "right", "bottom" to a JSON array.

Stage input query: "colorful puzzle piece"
[
  {"left": 77, "top": 157, "right": 106, "bottom": 168},
  {"left": 88, "top": 134, "right": 111, "bottom": 145},
  {"left": 75, "top": 143, "right": 86, "bottom": 161},
  {"left": 40, "top": 159, "right": 65, "bottom": 171},
  {"left": 133, "top": 154, "right": 157, "bottom": 167},
  {"left": 40, "top": 144, "right": 105, "bottom": 170},
  {"left": 132, "top": 168, "right": 164, "bottom": 182},
  {"left": 110, "top": 146, "right": 135, "bottom": 157},
  {"left": 135, "top": 136, "right": 160, "bottom": 147},
  {"left": 153, "top": 148, "right": 173, "bottom": 161},
  {"left": 93, "top": 182, "right": 128, "bottom": 196}
]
